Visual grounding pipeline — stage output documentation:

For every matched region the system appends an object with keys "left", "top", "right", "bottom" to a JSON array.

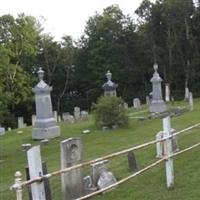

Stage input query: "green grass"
[{"left": 0, "top": 100, "right": 200, "bottom": 200}]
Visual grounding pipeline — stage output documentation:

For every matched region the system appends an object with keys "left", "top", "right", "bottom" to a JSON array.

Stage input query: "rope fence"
[{"left": 10, "top": 116, "right": 200, "bottom": 200}]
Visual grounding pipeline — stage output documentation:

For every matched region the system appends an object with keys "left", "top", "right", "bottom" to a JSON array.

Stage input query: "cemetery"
[{"left": 1, "top": 0, "right": 200, "bottom": 200}]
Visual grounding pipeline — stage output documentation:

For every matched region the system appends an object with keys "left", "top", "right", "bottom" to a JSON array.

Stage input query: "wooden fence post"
[
  {"left": 163, "top": 116, "right": 174, "bottom": 190},
  {"left": 27, "top": 146, "right": 46, "bottom": 199}
]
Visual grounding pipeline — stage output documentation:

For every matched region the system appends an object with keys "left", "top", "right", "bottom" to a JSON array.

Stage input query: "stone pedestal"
[
  {"left": 149, "top": 63, "right": 166, "bottom": 113},
  {"left": 102, "top": 70, "right": 118, "bottom": 97},
  {"left": 32, "top": 68, "right": 60, "bottom": 140}
]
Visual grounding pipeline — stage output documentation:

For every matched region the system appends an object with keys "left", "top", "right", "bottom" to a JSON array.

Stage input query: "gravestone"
[
  {"left": 81, "top": 111, "right": 89, "bottom": 120},
  {"left": 58, "top": 115, "right": 61, "bottom": 122},
  {"left": 184, "top": 87, "right": 190, "bottom": 101},
  {"left": 31, "top": 115, "right": 36, "bottom": 126},
  {"left": 97, "top": 171, "right": 117, "bottom": 191},
  {"left": 74, "top": 107, "right": 81, "bottom": 121},
  {"left": 165, "top": 83, "right": 170, "bottom": 102},
  {"left": 124, "top": 103, "right": 128, "bottom": 109},
  {"left": 60, "top": 138, "right": 84, "bottom": 200},
  {"left": 0, "top": 127, "right": 5, "bottom": 136},
  {"left": 146, "top": 96, "right": 150, "bottom": 105},
  {"left": 133, "top": 98, "right": 141, "bottom": 109},
  {"left": 189, "top": 92, "right": 193, "bottom": 111},
  {"left": 149, "top": 63, "right": 166, "bottom": 113},
  {"left": 53, "top": 111, "right": 58, "bottom": 122},
  {"left": 18, "top": 117, "right": 26, "bottom": 128},
  {"left": 127, "top": 151, "right": 137, "bottom": 173},
  {"left": 21, "top": 143, "right": 32, "bottom": 151},
  {"left": 91, "top": 160, "right": 108, "bottom": 187},
  {"left": 32, "top": 68, "right": 60, "bottom": 139},
  {"left": 62, "top": 112, "right": 75, "bottom": 123},
  {"left": 102, "top": 70, "right": 118, "bottom": 96}
]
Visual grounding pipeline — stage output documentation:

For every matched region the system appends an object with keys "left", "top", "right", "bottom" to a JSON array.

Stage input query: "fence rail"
[{"left": 10, "top": 116, "right": 200, "bottom": 200}]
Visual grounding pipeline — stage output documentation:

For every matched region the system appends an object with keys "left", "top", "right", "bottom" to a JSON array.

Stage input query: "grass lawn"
[{"left": 0, "top": 100, "right": 200, "bottom": 200}]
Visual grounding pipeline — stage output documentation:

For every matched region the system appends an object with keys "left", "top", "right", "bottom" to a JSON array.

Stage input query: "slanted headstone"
[
  {"left": 18, "top": 117, "right": 26, "bottom": 129},
  {"left": 32, "top": 68, "right": 60, "bottom": 139},
  {"left": 97, "top": 171, "right": 117, "bottom": 191},
  {"left": 0, "top": 127, "right": 5, "bottom": 136},
  {"left": 165, "top": 83, "right": 170, "bottom": 102},
  {"left": 184, "top": 87, "right": 190, "bottom": 101},
  {"left": 102, "top": 70, "right": 118, "bottom": 97},
  {"left": 133, "top": 98, "right": 141, "bottom": 109},
  {"left": 81, "top": 111, "right": 89, "bottom": 120},
  {"left": 31, "top": 115, "right": 36, "bottom": 126},
  {"left": 149, "top": 63, "right": 166, "bottom": 113},
  {"left": 27, "top": 146, "right": 46, "bottom": 199},
  {"left": 146, "top": 96, "right": 150, "bottom": 105},
  {"left": 127, "top": 151, "right": 137, "bottom": 173},
  {"left": 60, "top": 138, "right": 84, "bottom": 200},
  {"left": 74, "top": 107, "right": 81, "bottom": 121},
  {"left": 91, "top": 160, "right": 108, "bottom": 187},
  {"left": 189, "top": 92, "right": 193, "bottom": 111}
]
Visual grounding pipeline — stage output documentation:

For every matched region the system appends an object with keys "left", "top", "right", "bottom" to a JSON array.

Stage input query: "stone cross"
[
  {"left": 60, "top": 138, "right": 84, "bottom": 200},
  {"left": 149, "top": 63, "right": 166, "bottom": 113},
  {"left": 102, "top": 70, "right": 118, "bottom": 96},
  {"left": 32, "top": 68, "right": 60, "bottom": 139}
]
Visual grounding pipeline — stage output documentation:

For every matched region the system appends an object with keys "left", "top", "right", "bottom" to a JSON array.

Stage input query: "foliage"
[{"left": 93, "top": 96, "right": 129, "bottom": 128}]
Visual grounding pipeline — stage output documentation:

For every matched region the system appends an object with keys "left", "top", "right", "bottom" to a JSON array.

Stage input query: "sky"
[{"left": 0, "top": 0, "right": 148, "bottom": 41}]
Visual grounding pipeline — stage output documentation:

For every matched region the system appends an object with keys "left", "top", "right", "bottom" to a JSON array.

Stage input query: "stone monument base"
[
  {"left": 150, "top": 101, "right": 166, "bottom": 113},
  {"left": 32, "top": 126, "right": 60, "bottom": 139}
]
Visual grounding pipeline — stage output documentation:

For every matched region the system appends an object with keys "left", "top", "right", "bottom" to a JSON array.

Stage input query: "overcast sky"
[{"left": 0, "top": 0, "right": 151, "bottom": 41}]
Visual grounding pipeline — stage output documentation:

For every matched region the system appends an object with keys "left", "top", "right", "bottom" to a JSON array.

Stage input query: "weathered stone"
[
  {"left": 165, "top": 83, "right": 170, "bottom": 102},
  {"left": 21, "top": 143, "right": 32, "bottom": 151},
  {"left": 74, "top": 107, "right": 81, "bottom": 121},
  {"left": 32, "top": 68, "right": 60, "bottom": 140},
  {"left": 0, "top": 127, "right": 5, "bottom": 136},
  {"left": 189, "top": 92, "right": 193, "bottom": 111},
  {"left": 81, "top": 111, "right": 89, "bottom": 120},
  {"left": 149, "top": 63, "right": 166, "bottom": 113},
  {"left": 133, "top": 98, "right": 141, "bottom": 109},
  {"left": 127, "top": 151, "right": 137, "bottom": 173},
  {"left": 146, "top": 96, "right": 150, "bottom": 105},
  {"left": 97, "top": 171, "right": 117, "bottom": 191},
  {"left": 91, "top": 160, "right": 108, "bottom": 187},
  {"left": 60, "top": 138, "right": 84, "bottom": 200},
  {"left": 102, "top": 70, "right": 118, "bottom": 97},
  {"left": 18, "top": 117, "right": 26, "bottom": 129},
  {"left": 62, "top": 112, "right": 75, "bottom": 123},
  {"left": 31, "top": 115, "right": 36, "bottom": 126}
]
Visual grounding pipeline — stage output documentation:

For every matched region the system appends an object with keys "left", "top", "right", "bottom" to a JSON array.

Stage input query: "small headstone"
[
  {"left": 18, "top": 117, "right": 26, "bottom": 129},
  {"left": 74, "top": 107, "right": 81, "bottom": 121},
  {"left": 189, "top": 92, "right": 193, "bottom": 111},
  {"left": 62, "top": 112, "right": 75, "bottom": 123},
  {"left": 165, "top": 83, "right": 170, "bottom": 102},
  {"left": 91, "top": 160, "right": 108, "bottom": 187},
  {"left": 0, "top": 127, "right": 5, "bottom": 136},
  {"left": 21, "top": 143, "right": 32, "bottom": 151},
  {"left": 97, "top": 171, "right": 117, "bottom": 191},
  {"left": 53, "top": 111, "right": 58, "bottom": 122},
  {"left": 58, "top": 115, "right": 61, "bottom": 122},
  {"left": 102, "top": 126, "right": 109, "bottom": 131},
  {"left": 124, "top": 103, "right": 128, "bottom": 109},
  {"left": 146, "top": 96, "right": 150, "bottom": 105},
  {"left": 81, "top": 111, "right": 89, "bottom": 120},
  {"left": 40, "top": 139, "right": 49, "bottom": 146},
  {"left": 184, "top": 87, "right": 190, "bottom": 101},
  {"left": 133, "top": 98, "right": 141, "bottom": 109},
  {"left": 82, "top": 129, "right": 90, "bottom": 134},
  {"left": 32, "top": 115, "right": 36, "bottom": 126},
  {"left": 127, "top": 151, "right": 137, "bottom": 173},
  {"left": 7, "top": 127, "right": 11, "bottom": 131}
]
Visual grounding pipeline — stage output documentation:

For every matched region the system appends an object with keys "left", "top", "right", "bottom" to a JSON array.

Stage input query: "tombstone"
[
  {"left": 165, "top": 83, "right": 170, "bottom": 102},
  {"left": 127, "top": 151, "right": 137, "bottom": 173},
  {"left": 32, "top": 115, "right": 36, "bottom": 126},
  {"left": 133, "top": 98, "right": 141, "bottom": 109},
  {"left": 149, "top": 63, "right": 166, "bottom": 113},
  {"left": 91, "top": 160, "right": 108, "bottom": 187},
  {"left": 62, "top": 112, "right": 75, "bottom": 123},
  {"left": 32, "top": 68, "right": 60, "bottom": 140},
  {"left": 18, "top": 117, "right": 25, "bottom": 129},
  {"left": 60, "top": 138, "right": 84, "bottom": 200},
  {"left": 124, "top": 103, "right": 128, "bottom": 109},
  {"left": 27, "top": 146, "right": 46, "bottom": 199},
  {"left": 189, "top": 92, "right": 193, "bottom": 111},
  {"left": 53, "top": 111, "right": 58, "bottom": 122},
  {"left": 25, "top": 162, "right": 52, "bottom": 200},
  {"left": 58, "top": 115, "right": 61, "bottom": 122},
  {"left": 21, "top": 143, "right": 32, "bottom": 151},
  {"left": 81, "top": 111, "right": 89, "bottom": 120},
  {"left": 7, "top": 127, "right": 11, "bottom": 131},
  {"left": 74, "top": 107, "right": 81, "bottom": 121},
  {"left": 146, "top": 96, "right": 150, "bottom": 105},
  {"left": 97, "top": 171, "right": 117, "bottom": 191},
  {"left": 0, "top": 127, "right": 5, "bottom": 136},
  {"left": 102, "top": 70, "right": 118, "bottom": 97},
  {"left": 184, "top": 87, "right": 190, "bottom": 101},
  {"left": 156, "top": 129, "right": 178, "bottom": 158}
]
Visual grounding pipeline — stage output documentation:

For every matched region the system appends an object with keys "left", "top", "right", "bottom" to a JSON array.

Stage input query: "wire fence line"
[
  {"left": 18, "top": 121, "right": 200, "bottom": 188},
  {"left": 10, "top": 119, "right": 200, "bottom": 200}
]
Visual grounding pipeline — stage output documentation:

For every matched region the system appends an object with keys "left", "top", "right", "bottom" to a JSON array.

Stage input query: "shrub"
[{"left": 93, "top": 96, "right": 129, "bottom": 129}]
